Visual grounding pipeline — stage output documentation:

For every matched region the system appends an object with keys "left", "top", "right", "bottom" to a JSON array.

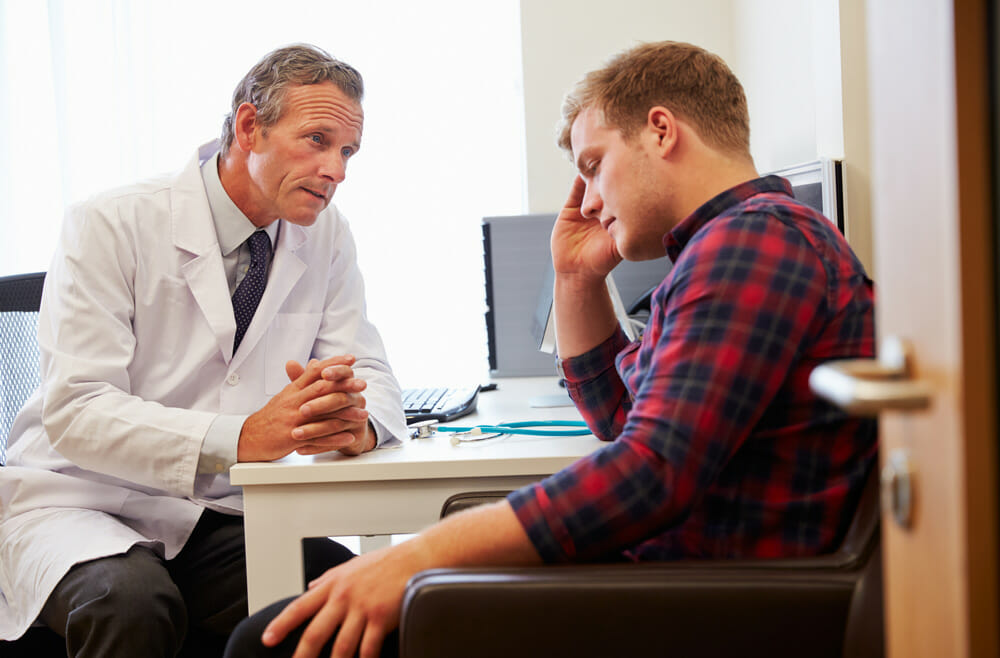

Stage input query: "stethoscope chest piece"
[{"left": 409, "top": 420, "right": 437, "bottom": 439}]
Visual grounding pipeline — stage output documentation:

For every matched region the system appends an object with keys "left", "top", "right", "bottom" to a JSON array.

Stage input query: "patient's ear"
[{"left": 648, "top": 106, "right": 678, "bottom": 157}]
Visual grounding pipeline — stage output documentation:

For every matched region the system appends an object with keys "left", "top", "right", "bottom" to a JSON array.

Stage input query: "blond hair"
[{"left": 557, "top": 41, "right": 750, "bottom": 157}]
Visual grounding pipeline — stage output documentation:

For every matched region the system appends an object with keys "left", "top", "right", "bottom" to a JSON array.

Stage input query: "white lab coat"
[{"left": 0, "top": 143, "right": 408, "bottom": 639}]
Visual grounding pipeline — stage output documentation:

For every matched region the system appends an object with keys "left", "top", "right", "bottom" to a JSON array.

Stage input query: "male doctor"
[{"left": 0, "top": 44, "right": 407, "bottom": 656}]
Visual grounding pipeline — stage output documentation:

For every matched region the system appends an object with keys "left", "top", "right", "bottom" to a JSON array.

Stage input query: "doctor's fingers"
[
  {"left": 295, "top": 376, "right": 367, "bottom": 407},
  {"left": 298, "top": 390, "right": 367, "bottom": 419},
  {"left": 292, "top": 429, "right": 365, "bottom": 455},
  {"left": 319, "top": 363, "right": 366, "bottom": 383},
  {"left": 291, "top": 356, "right": 357, "bottom": 388},
  {"left": 292, "top": 413, "right": 368, "bottom": 443}
]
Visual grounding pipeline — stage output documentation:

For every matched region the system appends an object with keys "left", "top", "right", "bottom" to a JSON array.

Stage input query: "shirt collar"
[
  {"left": 200, "top": 151, "right": 279, "bottom": 255},
  {"left": 663, "top": 175, "right": 793, "bottom": 261}
]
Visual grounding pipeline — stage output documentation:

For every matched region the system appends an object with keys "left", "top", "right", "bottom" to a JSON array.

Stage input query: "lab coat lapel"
[
  {"left": 229, "top": 220, "right": 308, "bottom": 366},
  {"left": 171, "top": 152, "right": 239, "bottom": 361}
]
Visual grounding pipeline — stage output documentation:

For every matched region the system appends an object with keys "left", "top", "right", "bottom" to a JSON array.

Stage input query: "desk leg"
[{"left": 242, "top": 488, "right": 306, "bottom": 614}]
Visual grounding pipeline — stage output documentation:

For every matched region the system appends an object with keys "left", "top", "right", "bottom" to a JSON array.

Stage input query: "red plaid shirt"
[{"left": 509, "top": 176, "right": 877, "bottom": 562}]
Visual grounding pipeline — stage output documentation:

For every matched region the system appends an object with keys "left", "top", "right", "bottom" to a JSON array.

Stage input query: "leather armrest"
[{"left": 400, "top": 563, "right": 856, "bottom": 658}]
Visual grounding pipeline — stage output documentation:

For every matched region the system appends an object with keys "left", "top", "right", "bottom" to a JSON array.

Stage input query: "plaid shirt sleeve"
[
  {"left": 508, "top": 208, "right": 837, "bottom": 563},
  {"left": 558, "top": 327, "right": 633, "bottom": 441}
]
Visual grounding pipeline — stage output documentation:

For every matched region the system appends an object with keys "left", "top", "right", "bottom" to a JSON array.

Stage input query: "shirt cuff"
[
  {"left": 369, "top": 414, "right": 401, "bottom": 449},
  {"left": 557, "top": 328, "right": 630, "bottom": 383},
  {"left": 197, "top": 413, "right": 245, "bottom": 475}
]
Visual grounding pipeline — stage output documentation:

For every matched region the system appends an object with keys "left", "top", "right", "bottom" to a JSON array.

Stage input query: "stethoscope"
[{"left": 409, "top": 419, "right": 590, "bottom": 444}]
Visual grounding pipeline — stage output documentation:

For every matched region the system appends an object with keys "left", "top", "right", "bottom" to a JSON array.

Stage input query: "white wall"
[
  {"left": 518, "top": 0, "right": 735, "bottom": 213},
  {"left": 732, "top": 0, "right": 844, "bottom": 172}
]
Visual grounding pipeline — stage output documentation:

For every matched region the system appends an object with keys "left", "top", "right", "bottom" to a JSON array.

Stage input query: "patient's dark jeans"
[
  {"left": 224, "top": 597, "right": 400, "bottom": 658},
  {"left": 224, "top": 544, "right": 399, "bottom": 658}
]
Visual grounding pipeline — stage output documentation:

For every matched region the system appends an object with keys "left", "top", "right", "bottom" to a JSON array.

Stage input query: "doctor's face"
[{"left": 244, "top": 82, "right": 363, "bottom": 227}]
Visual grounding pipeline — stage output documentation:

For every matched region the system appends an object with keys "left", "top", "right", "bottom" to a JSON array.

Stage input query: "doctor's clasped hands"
[{"left": 238, "top": 355, "right": 377, "bottom": 462}]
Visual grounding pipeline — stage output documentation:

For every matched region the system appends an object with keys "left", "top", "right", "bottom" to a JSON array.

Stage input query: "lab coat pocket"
[{"left": 264, "top": 313, "right": 323, "bottom": 394}]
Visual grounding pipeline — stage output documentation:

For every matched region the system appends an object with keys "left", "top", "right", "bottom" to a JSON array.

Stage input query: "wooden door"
[{"left": 865, "top": 0, "right": 999, "bottom": 656}]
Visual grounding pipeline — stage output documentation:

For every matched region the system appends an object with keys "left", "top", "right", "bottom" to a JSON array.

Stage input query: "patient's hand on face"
[
  {"left": 550, "top": 175, "right": 621, "bottom": 283},
  {"left": 237, "top": 356, "right": 374, "bottom": 462}
]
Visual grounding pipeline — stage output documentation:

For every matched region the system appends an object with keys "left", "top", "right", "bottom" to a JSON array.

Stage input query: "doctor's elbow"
[{"left": 39, "top": 383, "right": 98, "bottom": 453}]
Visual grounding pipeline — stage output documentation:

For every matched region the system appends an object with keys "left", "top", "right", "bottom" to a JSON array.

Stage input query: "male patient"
[
  {"left": 0, "top": 44, "right": 407, "bottom": 655},
  {"left": 226, "top": 40, "right": 877, "bottom": 658}
]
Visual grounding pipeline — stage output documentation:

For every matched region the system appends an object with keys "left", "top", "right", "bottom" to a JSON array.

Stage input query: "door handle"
[{"left": 808, "top": 335, "right": 932, "bottom": 416}]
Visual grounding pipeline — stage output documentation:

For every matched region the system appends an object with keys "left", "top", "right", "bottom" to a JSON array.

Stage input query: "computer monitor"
[
  {"left": 768, "top": 158, "right": 844, "bottom": 233},
  {"left": 483, "top": 213, "right": 561, "bottom": 377}
]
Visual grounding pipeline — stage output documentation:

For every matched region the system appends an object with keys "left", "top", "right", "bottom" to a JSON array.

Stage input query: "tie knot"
[{"left": 248, "top": 231, "right": 271, "bottom": 262}]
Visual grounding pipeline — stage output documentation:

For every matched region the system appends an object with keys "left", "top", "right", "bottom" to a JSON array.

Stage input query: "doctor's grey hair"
[{"left": 220, "top": 43, "right": 364, "bottom": 158}]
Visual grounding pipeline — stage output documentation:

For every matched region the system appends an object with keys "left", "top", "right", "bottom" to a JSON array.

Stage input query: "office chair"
[
  {"left": 0, "top": 271, "right": 45, "bottom": 465},
  {"left": 398, "top": 467, "right": 883, "bottom": 658},
  {"left": 0, "top": 271, "right": 66, "bottom": 656}
]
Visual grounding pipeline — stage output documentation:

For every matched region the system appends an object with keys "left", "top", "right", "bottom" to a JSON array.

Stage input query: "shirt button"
[{"left": 226, "top": 373, "right": 240, "bottom": 386}]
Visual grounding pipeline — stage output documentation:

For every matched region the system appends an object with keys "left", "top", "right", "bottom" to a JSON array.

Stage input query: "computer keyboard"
[{"left": 402, "top": 386, "right": 480, "bottom": 423}]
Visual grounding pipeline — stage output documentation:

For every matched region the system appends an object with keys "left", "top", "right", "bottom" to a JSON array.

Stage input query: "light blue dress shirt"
[{"left": 196, "top": 152, "right": 279, "bottom": 478}]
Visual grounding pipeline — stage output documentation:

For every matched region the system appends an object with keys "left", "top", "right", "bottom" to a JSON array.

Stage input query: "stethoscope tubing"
[{"left": 437, "top": 420, "right": 590, "bottom": 437}]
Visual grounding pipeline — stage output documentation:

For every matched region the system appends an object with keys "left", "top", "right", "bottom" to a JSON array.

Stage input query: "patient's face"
[
  {"left": 244, "top": 82, "right": 364, "bottom": 227},
  {"left": 571, "top": 108, "right": 671, "bottom": 261}
]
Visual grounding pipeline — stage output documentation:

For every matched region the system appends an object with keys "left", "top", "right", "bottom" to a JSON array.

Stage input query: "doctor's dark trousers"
[{"left": 36, "top": 509, "right": 354, "bottom": 658}]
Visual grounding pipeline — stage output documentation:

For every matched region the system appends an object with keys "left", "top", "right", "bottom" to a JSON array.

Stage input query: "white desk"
[{"left": 230, "top": 377, "right": 603, "bottom": 613}]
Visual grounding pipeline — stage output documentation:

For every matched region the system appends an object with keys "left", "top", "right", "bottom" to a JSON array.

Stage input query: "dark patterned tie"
[{"left": 232, "top": 230, "right": 271, "bottom": 352}]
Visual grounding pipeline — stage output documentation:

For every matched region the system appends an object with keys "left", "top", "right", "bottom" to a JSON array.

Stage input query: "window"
[{"left": 0, "top": 0, "right": 525, "bottom": 385}]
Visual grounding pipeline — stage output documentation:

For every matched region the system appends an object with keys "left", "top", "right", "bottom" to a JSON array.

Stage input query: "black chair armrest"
[{"left": 400, "top": 563, "right": 856, "bottom": 658}]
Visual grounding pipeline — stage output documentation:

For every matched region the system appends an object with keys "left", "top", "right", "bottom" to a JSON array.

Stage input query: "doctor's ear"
[{"left": 232, "top": 102, "right": 261, "bottom": 152}]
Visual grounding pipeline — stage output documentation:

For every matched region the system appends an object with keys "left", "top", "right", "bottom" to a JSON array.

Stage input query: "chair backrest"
[
  {"left": 0, "top": 272, "right": 45, "bottom": 465},
  {"left": 836, "top": 463, "right": 881, "bottom": 564}
]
